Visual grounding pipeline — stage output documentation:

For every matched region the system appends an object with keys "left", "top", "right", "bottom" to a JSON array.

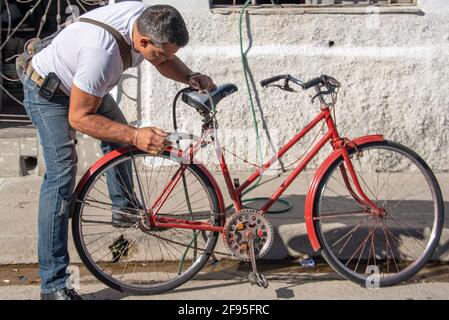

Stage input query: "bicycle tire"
[
  {"left": 313, "top": 140, "right": 444, "bottom": 287},
  {"left": 72, "top": 149, "right": 223, "bottom": 295}
]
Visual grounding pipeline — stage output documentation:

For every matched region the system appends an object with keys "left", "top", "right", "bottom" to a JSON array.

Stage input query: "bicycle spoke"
[
  {"left": 355, "top": 155, "right": 381, "bottom": 205},
  {"left": 314, "top": 210, "right": 370, "bottom": 220},
  {"left": 386, "top": 211, "right": 427, "bottom": 237},
  {"left": 93, "top": 227, "right": 141, "bottom": 263},
  {"left": 345, "top": 221, "right": 378, "bottom": 268},
  {"left": 104, "top": 170, "right": 140, "bottom": 208},
  {"left": 316, "top": 142, "right": 440, "bottom": 285},
  {"left": 380, "top": 220, "right": 400, "bottom": 273},
  {"left": 330, "top": 216, "right": 371, "bottom": 248},
  {"left": 386, "top": 214, "right": 427, "bottom": 250}
]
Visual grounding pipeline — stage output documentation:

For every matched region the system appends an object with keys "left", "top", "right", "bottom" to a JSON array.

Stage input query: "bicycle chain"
[
  {"left": 220, "top": 119, "right": 327, "bottom": 171},
  {"left": 142, "top": 228, "right": 233, "bottom": 257},
  {"left": 157, "top": 212, "right": 226, "bottom": 220},
  {"left": 124, "top": 211, "right": 233, "bottom": 256}
]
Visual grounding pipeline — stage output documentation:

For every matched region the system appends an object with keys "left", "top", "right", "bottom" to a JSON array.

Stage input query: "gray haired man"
[{"left": 21, "top": 1, "right": 216, "bottom": 300}]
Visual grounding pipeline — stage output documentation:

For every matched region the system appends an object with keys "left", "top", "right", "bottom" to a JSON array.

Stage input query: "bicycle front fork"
[{"left": 338, "top": 145, "right": 385, "bottom": 217}]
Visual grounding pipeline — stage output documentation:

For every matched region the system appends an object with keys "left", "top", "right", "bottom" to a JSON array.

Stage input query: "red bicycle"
[{"left": 71, "top": 74, "right": 444, "bottom": 295}]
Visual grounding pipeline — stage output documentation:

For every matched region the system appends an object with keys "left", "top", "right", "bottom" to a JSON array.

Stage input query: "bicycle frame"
[
  {"left": 149, "top": 105, "right": 383, "bottom": 234},
  {"left": 70, "top": 80, "right": 442, "bottom": 289}
]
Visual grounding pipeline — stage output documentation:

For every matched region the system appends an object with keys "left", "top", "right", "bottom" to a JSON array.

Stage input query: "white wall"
[
  {"left": 116, "top": 0, "right": 449, "bottom": 172},
  {"left": 418, "top": 0, "right": 449, "bottom": 12}
]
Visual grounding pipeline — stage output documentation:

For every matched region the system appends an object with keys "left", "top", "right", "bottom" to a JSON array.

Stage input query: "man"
[{"left": 21, "top": 1, "right": 216, "bottom": 300}]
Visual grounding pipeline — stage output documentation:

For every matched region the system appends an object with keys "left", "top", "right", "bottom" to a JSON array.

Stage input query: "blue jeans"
[{"left": 22, "top": 76, "right": 135, "bottom": 293}]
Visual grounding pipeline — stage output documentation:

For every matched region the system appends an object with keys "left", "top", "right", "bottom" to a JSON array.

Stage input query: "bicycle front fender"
[
  {"left": 70, "top": 146, "right": 134, "bottom": 218},
  {"left": 72, "top": 146, "right": 227, "bottom": 223},
  {"left": 304, "top": 134, "right": 384, "bottom": 252}
]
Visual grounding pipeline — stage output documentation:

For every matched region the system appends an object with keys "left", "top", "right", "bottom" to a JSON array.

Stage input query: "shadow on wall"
[
  {"left": 113, "top": 66, "right": 143, "bottom": 123},
  {"left": 110, "top": 0, "right": 143, "bottom": 123}
]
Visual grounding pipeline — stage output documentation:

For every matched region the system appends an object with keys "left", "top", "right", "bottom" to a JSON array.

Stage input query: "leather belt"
[{"left": 26, "top": 63, "right": 68, "bottom": 96}]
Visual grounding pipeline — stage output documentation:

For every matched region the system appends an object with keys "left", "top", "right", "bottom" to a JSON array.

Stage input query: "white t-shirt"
[{"left": 32, "top": 1, "right": 149, "bottom": 97}]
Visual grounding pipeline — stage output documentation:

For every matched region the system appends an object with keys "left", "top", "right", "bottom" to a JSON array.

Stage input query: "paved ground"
[
  {"left": 1, "top": 261, "right": 449, "bottom": 300},
  {"left": 1, "top": 174, "right": 449, "bottom": 264},
  {"left": 1, "top": 174, "right": 449, "bottom": 300}
]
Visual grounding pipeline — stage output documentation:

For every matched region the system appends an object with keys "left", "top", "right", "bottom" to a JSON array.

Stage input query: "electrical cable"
[{"left": 237, "top": 0, "right": 291, "bottom": 213}]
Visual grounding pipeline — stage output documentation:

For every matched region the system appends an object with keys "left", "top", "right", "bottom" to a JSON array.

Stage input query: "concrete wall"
[{"left": 110, "top": 0, "right": 449, "bottom": 174}]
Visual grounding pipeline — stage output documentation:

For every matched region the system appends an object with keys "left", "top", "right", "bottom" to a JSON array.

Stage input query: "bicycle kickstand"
[{"left": 247, "top": 233, "right": 269, "bottom": 289}]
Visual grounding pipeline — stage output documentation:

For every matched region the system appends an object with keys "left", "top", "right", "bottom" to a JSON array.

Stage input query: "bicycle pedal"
[{"left": 248, "top": 272, "right": 269, "bottom": 289}]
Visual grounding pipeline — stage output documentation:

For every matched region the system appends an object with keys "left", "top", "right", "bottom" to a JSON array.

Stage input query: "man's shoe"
[{"left": 40, "top": 288, "right": 83, "bottom": 300}]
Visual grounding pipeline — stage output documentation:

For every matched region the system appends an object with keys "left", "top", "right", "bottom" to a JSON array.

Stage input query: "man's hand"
[
  {"left": 150, "top": 56, "right": 217, "bottom": 92},
  {"left": 134, "top": 127, "right": 171, "bottom": 155},
  {"left": 188, "top": 74, "right": 217, "bottom": 92}
]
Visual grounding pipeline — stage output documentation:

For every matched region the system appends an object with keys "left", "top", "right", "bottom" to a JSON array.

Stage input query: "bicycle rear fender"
[
  {"left": 73, "top": 146, "right": 227, "bottom": 223},
  {"left": 304, "top": 134, "right": 384, "bottom": 252}
]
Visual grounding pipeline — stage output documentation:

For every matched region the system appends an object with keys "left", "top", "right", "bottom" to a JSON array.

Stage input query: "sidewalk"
[
  {"left": 1, "top": 173, "right": 449, "bottom": 300},
  {"left": 3, "top": 278, "right": 449, "bottom": 300},
  {"left": 1, "top": 173, "right": 449, "bottom": 264},
  {"left": 1, "top": 261, "right": 449, "bottom": 300}
]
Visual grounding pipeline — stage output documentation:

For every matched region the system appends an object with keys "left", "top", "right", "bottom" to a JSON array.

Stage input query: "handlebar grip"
[
  {"left": 301, "top": 77, "right": 323, "bottom": 90},
  {"left": 260, "top": 74, "right": 289, "bottom": 87}
]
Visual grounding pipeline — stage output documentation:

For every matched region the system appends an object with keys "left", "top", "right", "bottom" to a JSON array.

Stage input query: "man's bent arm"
[
  {"left": 151, "top": 55, "right": 192, "bottom": 84},
  {"left": 68, "top": 84, "right": 136, "bottom": 145}
]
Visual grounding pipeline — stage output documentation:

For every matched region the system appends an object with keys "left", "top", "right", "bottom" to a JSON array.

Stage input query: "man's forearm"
[
  {"left": 70, "top": 114, "right": 136, "bottom": 145},
  {"left": 155, "top": 56, "right": 192, "bottom": 84}
]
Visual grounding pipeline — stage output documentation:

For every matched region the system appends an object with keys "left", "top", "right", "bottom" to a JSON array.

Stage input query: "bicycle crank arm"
[{"left": 247, "top": 234, "right": 269, "bottom": 289}]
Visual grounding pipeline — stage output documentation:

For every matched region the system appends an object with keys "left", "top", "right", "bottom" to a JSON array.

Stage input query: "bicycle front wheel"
[
  {"left": 314, "top": 140, "right": 444, "bottom": 287},
  {"left": 72, "top": 149, "right": 223, "bottom": 295}
]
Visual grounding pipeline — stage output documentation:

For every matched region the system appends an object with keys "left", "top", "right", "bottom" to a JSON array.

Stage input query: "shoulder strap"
[{"left": 77, "top": 17, "right": 132, "bottom": 71}]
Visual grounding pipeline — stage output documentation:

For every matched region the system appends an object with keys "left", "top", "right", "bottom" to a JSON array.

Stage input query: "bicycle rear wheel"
[
  {"left": 313, "top": 140, "right": 444, "bottom": 287},
  {"left": 72, "top": 149, "right": 223, "bottom": 295}
]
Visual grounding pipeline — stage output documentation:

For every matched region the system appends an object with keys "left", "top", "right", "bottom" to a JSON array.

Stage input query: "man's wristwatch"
[{"left": 187, "top": 72, "right": 201, "bottom": 82}]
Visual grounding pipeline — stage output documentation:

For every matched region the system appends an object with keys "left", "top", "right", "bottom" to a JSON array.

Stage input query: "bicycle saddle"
[{"left": 181, "top": 83, "right": 238, "bottom": 114}]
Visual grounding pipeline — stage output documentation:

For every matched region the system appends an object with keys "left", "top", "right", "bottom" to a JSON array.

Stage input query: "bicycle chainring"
[{"left": 223, "top": 209, "right": 274, "bottom": 261}]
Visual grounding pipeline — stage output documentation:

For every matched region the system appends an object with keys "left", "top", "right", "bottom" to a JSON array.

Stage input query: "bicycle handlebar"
[
  {"left": 301, "top": 77, "right": 323, "bottom": 90},
  {"left": 260, "top": 74, "right": 290, "bottom": 87},
  {"left": 260, "top": 74, "right": 340, "bottom": 92},
  {"left": 260, "top": 74, "right": 321, "bottom": 90}
]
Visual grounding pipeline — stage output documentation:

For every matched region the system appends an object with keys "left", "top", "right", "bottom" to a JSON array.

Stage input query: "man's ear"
[{"left": 139, "top": 37, "right": 150, "bottom": 48}]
